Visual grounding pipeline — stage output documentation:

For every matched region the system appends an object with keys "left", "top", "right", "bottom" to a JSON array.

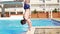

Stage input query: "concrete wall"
[
  {"left": 31, "top": 12, "right": 48, "bottom": 18},
  {"left": 52, "top": 12, "right": 60, "bottom": 18},
  {"left": 31, "top": 12, "right": 60, "bottom": 18}
]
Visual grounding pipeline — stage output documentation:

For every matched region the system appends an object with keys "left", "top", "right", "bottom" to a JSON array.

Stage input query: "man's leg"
[
  {"left": 24, "top": 9, "right": 32, "bottom": 30},
  {"left": 26, "top": 19, "right": 32, "bottom": 30}
]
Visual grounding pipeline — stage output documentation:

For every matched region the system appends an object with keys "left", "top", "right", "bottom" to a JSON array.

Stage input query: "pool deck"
[
  {"left": 26, "top": 18, "right": 60, "bottom": 34},
  {"left": 0, "top": 15, "right": 23, "bottom": 20},
  {"left": 26, "top": 26, "right": 60, "bottom": 34},
  {"left": 52, "top": 18, "right": 60, "bottom": 21}
]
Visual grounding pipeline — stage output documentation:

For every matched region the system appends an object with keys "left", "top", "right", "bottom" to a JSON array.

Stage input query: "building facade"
[
  {"left": 0, "top": 0, "right": 60, "bottom": 18},
  {"left": 0, "top": 0, "right": 60, "bottom": 13},
  {"left": 30, "top": 0, "right": 60, "bottom": 12},
  {"left": 0, "top": 0, "right": 24, "bottom": 17}
]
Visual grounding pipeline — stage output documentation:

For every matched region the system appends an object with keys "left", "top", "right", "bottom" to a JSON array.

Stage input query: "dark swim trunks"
[{"left": 24, "top": 3, "right": 30, "bottom": 9}]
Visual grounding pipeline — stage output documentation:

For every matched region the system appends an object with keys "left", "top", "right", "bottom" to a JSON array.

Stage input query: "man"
[{"left": 21, "top": 0, "right": 32, "bottom": 31}]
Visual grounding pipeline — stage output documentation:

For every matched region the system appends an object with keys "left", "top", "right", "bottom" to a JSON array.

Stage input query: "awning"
[
  {"left": 0, "top": 1, "right": 23, "bottom": 4},
  {"left": 0, "top": 1, "right": 23, "bottom": 8}
]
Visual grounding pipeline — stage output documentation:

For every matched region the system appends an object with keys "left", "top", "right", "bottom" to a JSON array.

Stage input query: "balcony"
[
  {"left": 30, "top": 0, "right": 44, "bottom": 4},
  {"left": 45, "top": 0, "right": 58, "bottom": 4}
]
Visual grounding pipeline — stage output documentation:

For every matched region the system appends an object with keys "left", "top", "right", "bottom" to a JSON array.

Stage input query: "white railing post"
[
  {"left": 16, "top": 5, "right": 17, "bottom": 14},
  {"left": 45, "top": 0, "right": 46, "bottom": 13},
  {"left": 1, "top": 4, "right": 5, "bottom": 17},
  {"left": 51, "top": 10, "right": 52, "bottom": 18},
  {"left": 49, "top": 11, "right": 50, "bottom": 18},
  {"left": 9, "top": 8, "right": 11, "bottom": 16},
  {"left": 22, "top": 1, "right": 25, "bottom": 14}
]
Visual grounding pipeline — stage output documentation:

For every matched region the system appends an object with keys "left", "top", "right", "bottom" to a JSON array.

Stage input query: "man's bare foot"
[{"left": 28, "top": 27, "right": 32, "bottom": 31}]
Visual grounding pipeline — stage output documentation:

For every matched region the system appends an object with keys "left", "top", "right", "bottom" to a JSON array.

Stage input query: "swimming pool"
[{"left": 0, "top": 19, "right": 60, "bottom": 34}]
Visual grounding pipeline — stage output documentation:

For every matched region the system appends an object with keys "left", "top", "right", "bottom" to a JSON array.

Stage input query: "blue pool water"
[{"left": 0, "top": 19, "right": 60, "bottom": 34}]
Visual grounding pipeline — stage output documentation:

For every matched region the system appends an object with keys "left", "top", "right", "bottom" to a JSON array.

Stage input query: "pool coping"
[
  {"left": 51, "top": 18, "right": 60, "bottom": 26},
  {"left": 52, "top": 18, "right": 60, "bottom": 21},
  {"left": 0, "top": 17, "right": 48, "bottom": 20},
  {"left": 26, "top": 26, "right": 60, "bottom": 34}
]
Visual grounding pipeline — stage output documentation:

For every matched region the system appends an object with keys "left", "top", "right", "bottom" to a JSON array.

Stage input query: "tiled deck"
[
  {"left": 34, "top": 28, "right": 60, "bottom": 34},
  {"left": 52, "top": 18, "right": 60, "bottom": 21},
  {"left": 26, "top": 26, "right": 60, "bottom": 34}
]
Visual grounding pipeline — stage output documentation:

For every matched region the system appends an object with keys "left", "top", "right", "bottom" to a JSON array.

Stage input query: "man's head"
[{"left": 21, "top": 19, "right": 26, "bottom": 25}]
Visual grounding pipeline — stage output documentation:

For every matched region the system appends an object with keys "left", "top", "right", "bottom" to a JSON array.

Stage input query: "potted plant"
[
  {"left": 32, "top": 9, "right": 38, "bottom": 14},
  {"left": 52, "top": 8, "right": 58, "bottom": 13},
  {"left": 52, "top": 8, "right": 58, "bottom": 18},
  {"left": 31, "top": 9, "right": 38, "bottom": 18}
]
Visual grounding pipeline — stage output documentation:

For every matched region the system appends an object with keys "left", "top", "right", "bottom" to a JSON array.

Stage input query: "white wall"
[
  {"left": 0, "top": 8, "right": 2, "bottom": 12},
  {"left": 0, "top": 0, "right": 14, "bottom": 2},
  {"left": 30, "top": 0, "right": 44, "bottom": 4},
  {"left": 5, "top": 8, "right": 23, "bottom": 12},
  {"left": 31, "top": 0, "right": 58, "bottom": 4},
  {"left": 31, "top": 0, "right": 60, "bottom": 11},
  {"left": 31, "top": 6, "right": 44, "bottom": 11},
  {"left": 46, "top": 0, "right": 58, "bottom": 3}
]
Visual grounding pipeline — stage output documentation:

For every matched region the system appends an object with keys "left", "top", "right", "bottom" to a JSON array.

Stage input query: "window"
[
  {"left": 39, "top": 0, "right": 45, "bottom": 3},
  {"left": 14, "top": 0, "right": 23, "bottom": 2},
  {"left": 5, "top": 12, "right": 9, "bottom": 17},
  {"left": 58, "top": 8, "right": 60, "bottom": 11},
  {"left": 40, "top": 0, "right": 43, "bottom": 1},
  {"left": 11, "top": 12, "right": 16, "bottom": 15},
  {"left": 57, "top": 0, "right": 59, "bottom": 3},
  {"left": 58, "top": 8, "right": 59, "bottom": 11},
  {"left": 43, "top": 0, "right": 45, "bottom": 3},
  {"left": 0, "top": 12, "right": 1, "bottom": 15},
  {"left": 5, "top": 12, "right": 9, "bottom": 14},
  {"left": 43, "top": 8, "right": 45, "bottom": 11},
  {"left": 17, "top": 12, "right": 23, "bottom": 14},
  {"left": 46, "top": 0, "right": 51, "bottom": 1}
]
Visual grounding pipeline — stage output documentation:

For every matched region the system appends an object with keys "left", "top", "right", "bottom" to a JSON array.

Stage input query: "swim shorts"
[{"left": 24, "top": 3, "right": 30, "bottom": 9}]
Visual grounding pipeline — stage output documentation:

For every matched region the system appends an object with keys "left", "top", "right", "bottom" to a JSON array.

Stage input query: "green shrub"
[
  {"left": 32, "top": 9, "right": 38, "bottom": 14},
  {"left": 52, "top": 8, "right": 58, "bottom": 12}
]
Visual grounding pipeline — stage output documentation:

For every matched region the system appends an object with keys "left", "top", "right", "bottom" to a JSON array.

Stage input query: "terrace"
[{"left": 0, "top": 0, "right": 60, "bottom": 34}]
